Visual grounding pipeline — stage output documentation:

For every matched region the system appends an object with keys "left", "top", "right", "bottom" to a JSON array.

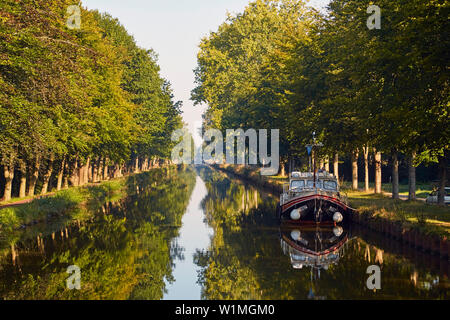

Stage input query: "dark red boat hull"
[{"left": 278, "top": 194, "right": 354, "bottom": 224}]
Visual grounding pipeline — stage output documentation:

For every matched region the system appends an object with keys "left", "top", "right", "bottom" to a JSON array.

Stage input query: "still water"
[{"left": 0, "top": 166, "right": 448, "bottom": 299}]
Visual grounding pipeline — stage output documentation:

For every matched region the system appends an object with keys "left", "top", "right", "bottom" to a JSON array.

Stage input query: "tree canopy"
[
  {"left": 0, "top": 0, "right": 183, "bottom": 200},
  {"left": 192, "top": 0, "right": 449, "bottom": 195}
]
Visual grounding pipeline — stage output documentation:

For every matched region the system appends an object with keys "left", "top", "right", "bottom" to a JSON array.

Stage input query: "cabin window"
[
  {"left": 306, "top": 180, "right": 323, "bottom": 189},
  {"left": 291, "top": 180, "right": 305, "bottom": 190},
  {"left": 323, "top": 180, "right": 337, "bottom": 190}
]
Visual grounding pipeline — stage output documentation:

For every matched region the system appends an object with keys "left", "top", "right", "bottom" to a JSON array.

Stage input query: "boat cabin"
[{"left": 288, "top": 171, "right": 339, "bottom": 193}]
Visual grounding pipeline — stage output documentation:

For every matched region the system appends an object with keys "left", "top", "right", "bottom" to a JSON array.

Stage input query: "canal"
[{"left": 0, "top": 166, "right": 448, "bottom": 299}]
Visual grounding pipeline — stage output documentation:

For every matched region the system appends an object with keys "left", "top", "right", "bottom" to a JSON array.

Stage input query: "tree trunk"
[
  {"left": 92, "top": 158, "right": 99, "bottom": 183},
  {"left": 63, "top": 170, "right": 69, "bottom": 189},
  {"left": 85, "top": 157, "right": 91, "bottom": 184},
  {"left": 363, "top": 146, "right": 369, "bottom": 192},
  {"left": 392, "top": 151, "right": 399, "bottom": 199},
  {"left": 62, "top": 159, "right": 68, "bottom": 188},
  {"left": 88, "top": 159, "right": 93, "bottom": 183},
  {"left": 41, "top": 154, "right": 55, "bottom": 195},
  {"left": 56, "top": 157, "right": 66, "bottom": 191},
  {"left": 280, "top": 161, "right": 286, "bottom": 177},
  {"left": 113, "top": 164, "right": 119, "bottom": 178},
  {"left": 102, "top": 158, "right": 108, "bottom": 180},
  {"left": 78, "top": 161, "right": 83, "bottom": 185},
  {"left": 77, "top": 163, "right": 83, "bottom": 186},
  {"left": 140, "top": 157, "right": 145, "bottom": 171},
  {"left": 351, "top": 150, "right": 359, "bottom": 190},
  {"left": 19, "top": 161, "right": 27, "bottom": 198},
  {"left": 134, "top": 157, "right": 139, "bottom": 174},
  {"left": 438, "top": 153, "right": 448, "bottom": 206},
  {"left": 97, "top": 158, "right": 103, "bottom": 181},
  {"left": 408, "top": 152, "right": 416, "bottom": 200},
  {"left": 69, "top": 159, "right": 79, "bottom": 187},
  {"left": 11, "top": 243, "right": 18, "bottom": 266},
  {"left": 333, "top": 153, "right": 339, "bottom": 181},
  {"left": 2, "top": 164, "right": 15, "bottom": 201},
  {"left": 374, "top": 150, "right": 382, "bottom": 194},
  {"left": 324, "top": 156, "right": 330, "bottom": 172},
  {"left": 79, "top": 157, "right": 90, "bottom": 186},
  {"left": 319, "top": 159, "right": 324, "bottom": 170},
  {"left": 28, "top": 157, "right": 40, "bottom": 196}
]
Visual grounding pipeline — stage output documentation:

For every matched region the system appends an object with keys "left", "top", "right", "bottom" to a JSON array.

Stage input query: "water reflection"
[
  {"left": 0, "top": 166, "right": 448, "bottom": 300},
  {"left": 279, "top": 225, "right": 353, "bottom": 300},
  {"left": 195, "top": 166, "right": 449, "bottom": 300},
  {"left": 0, "top": 167, "right": 197, "bottom": 299},
  {"left": 280, "top": 225, "right": 351, "bottom": 271},
  {"left": 163, "top": 175, "right": 213, "bottom": 300}
]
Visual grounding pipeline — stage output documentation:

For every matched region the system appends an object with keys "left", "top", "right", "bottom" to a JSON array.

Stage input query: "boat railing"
[
  {"left": 289, "top": 187, "right": 316, "bottom": 194},
  {"left": 283, "top": 187, "right": 341, "bottom": 202},
  {"left": 287, "top": 186, "right": 336, "bottom": 194}
]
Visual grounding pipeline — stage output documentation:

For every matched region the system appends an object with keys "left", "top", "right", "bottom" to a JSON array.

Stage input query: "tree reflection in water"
[
  {"left": 195, "top": 166, "right": 449, "bottom": 300},
  {"left": 0, "top": 167, "right": 197, "bottom": 300},
  {"left": 0, "top": 166, "right": 448, "bottom": 299}
]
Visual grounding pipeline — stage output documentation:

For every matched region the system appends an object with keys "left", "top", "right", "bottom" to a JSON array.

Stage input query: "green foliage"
[
  {"left": 192, "top": 0, "right": 449, "bottom": 166},
  {"left": 192, "top": 0, "right": 315, "bottom": 159},
  {"left": 0, "top": 179, "right": 119, "bottom": 230},
  {"left": 0, "top": 0, "right": 183, "bottom": 188}
]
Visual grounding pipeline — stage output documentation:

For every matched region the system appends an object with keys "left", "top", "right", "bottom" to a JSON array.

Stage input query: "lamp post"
[{"left": 306, "top": 132, "right": 323, "bottom": 188}]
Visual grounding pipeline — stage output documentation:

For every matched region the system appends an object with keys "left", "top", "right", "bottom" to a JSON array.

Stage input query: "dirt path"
[
  {"left": 382, "top": 192, "right": 426, "bottom": 202},
  {"left": 0, "top": 193, "right": 55, "bottom": 210}
]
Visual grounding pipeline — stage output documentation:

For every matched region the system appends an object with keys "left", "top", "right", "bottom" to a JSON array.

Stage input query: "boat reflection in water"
[
  {"left": 280, "top": 224, "right": 352, "bottom": 271},
  {"left": 280, "top": 224, "right": 354, "bottom": 299}
]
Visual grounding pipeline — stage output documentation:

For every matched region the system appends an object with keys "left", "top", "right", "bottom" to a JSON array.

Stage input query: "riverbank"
[
  {"left": 212, "top": 164, "right": 450, "bottom": 259},
  {"left": 0, "top": 179, "right": 124, "bottom": 232},
  {"left": 0, "top": 166, "right": 175, "bottom": 232}
]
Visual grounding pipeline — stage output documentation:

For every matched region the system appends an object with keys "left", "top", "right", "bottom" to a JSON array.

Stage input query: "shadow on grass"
[
  {"left": 0, "top": 179, "right": 127, "bottom": 233},
  {"left": 348, "top": 192, "right": 450, "bottom": 236}
]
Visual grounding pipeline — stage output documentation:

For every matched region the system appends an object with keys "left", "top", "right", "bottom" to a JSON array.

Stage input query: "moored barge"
[{"left": 277, "top": 171, "right": 354, "bottom": 225}]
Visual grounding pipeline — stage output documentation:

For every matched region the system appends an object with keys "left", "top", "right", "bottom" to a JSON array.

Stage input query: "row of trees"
[
  {"left": 192, "top": 0, "right": 449, "bottom": 203},
  {"left": 0, "top": 0, "right": 183, "bottom": 201},
  {"left": 195, "top": 167, "right": 440, "bottom": 299}
]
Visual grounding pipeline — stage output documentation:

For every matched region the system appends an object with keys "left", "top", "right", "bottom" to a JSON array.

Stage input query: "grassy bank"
[
  {"left": 340, "top": 181, "right": 433, "bottom": 199},
  {"left": 0, "top": 179, "right": 124, "bottom": 232},
  {"left": 347, "top": 190, "right": 450, "bottom": 237}
]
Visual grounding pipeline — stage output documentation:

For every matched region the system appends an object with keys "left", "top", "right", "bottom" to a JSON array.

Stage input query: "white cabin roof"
[{"left": 290, "top": 171, "right": 336, "bottom": 180}]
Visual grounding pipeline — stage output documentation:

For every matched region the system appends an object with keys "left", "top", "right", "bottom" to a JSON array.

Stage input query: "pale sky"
[{"left": 82, "top": 0, "right": 330, "bottom": 144}]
